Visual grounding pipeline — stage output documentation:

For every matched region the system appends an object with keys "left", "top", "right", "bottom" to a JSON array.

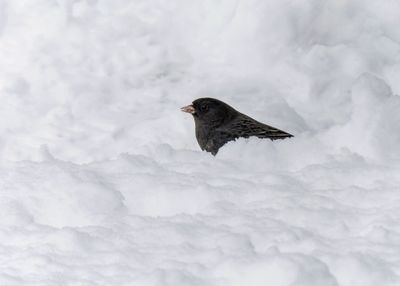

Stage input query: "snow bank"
[{"left": 1, "top": 0, "right": 400, "bottom": 285}]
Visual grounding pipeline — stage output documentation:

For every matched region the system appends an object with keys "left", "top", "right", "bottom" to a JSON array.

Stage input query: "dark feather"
[{"left": 226, "top": 114, "right": 293, "bottom": 140}]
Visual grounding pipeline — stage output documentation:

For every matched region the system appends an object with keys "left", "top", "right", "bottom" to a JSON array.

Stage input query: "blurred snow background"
[{"left": 1, "top": 0, "right": 400, "bottom": 285}]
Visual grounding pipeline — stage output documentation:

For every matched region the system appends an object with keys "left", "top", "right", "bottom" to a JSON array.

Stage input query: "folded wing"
[
  {"left": 208, "top": 114, "right": 293, "bottom": 155},
  {"left": 226, "top": 114, "right": 293, "bottom": 139}
]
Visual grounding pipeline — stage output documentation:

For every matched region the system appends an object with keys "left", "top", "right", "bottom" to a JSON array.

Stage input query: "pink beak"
[{"left": 181, "top": 105, "right": 196, "bottom": 114}]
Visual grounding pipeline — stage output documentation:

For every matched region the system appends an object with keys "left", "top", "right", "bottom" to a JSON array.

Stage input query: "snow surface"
[{"left": 1, "top": 0, "right": 400, "bottom": 285}]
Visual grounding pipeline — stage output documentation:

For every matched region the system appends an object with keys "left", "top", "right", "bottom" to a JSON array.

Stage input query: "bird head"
[{"left": 181, "top": 98, "right": 236, "bottom": 127}]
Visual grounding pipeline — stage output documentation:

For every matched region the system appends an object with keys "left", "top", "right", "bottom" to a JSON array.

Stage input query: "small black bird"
[{"left": 181, "top": 98, "right": 293, "bottom": 155}]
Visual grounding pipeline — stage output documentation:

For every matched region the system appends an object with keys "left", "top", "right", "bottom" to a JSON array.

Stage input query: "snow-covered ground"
[{"left": 1, "top": 0, "right": 400, "bottom": 285}]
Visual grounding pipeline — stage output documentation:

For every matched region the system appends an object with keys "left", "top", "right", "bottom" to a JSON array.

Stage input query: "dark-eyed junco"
[{"left": 181, "top": 98, "right": 293, "bottom": 155}]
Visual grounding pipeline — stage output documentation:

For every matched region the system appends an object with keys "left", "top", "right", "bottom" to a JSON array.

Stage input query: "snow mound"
[{"left": 1, "top": 0, "right": 400, "bottom": 285}]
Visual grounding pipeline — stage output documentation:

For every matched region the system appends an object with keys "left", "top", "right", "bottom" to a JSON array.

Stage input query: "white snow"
[{"left": 1, "top": 0, "right": 400, "bottom": 285}]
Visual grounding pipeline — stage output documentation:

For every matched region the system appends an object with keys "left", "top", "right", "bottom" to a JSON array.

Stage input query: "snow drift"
[{"left": 0, "top": 0, "right": 400, "bottom": 285}]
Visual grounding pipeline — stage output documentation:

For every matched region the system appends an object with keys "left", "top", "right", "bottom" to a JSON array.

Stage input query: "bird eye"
[{"left": 200, "top": 104, "right": 208, "bottom": 112}]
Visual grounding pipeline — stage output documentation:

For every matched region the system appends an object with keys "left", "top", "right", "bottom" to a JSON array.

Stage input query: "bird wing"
[
  {"left": 221, "top": 114, "right": 293, "bottom": 140},
  {"left": 206, "top": 114, "right": 293, "bottom": 155}
]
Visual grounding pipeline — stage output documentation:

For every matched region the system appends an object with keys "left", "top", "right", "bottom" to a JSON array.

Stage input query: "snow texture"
[{"left": 1, "top": 0, "right": 400, "bottom": 285}]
